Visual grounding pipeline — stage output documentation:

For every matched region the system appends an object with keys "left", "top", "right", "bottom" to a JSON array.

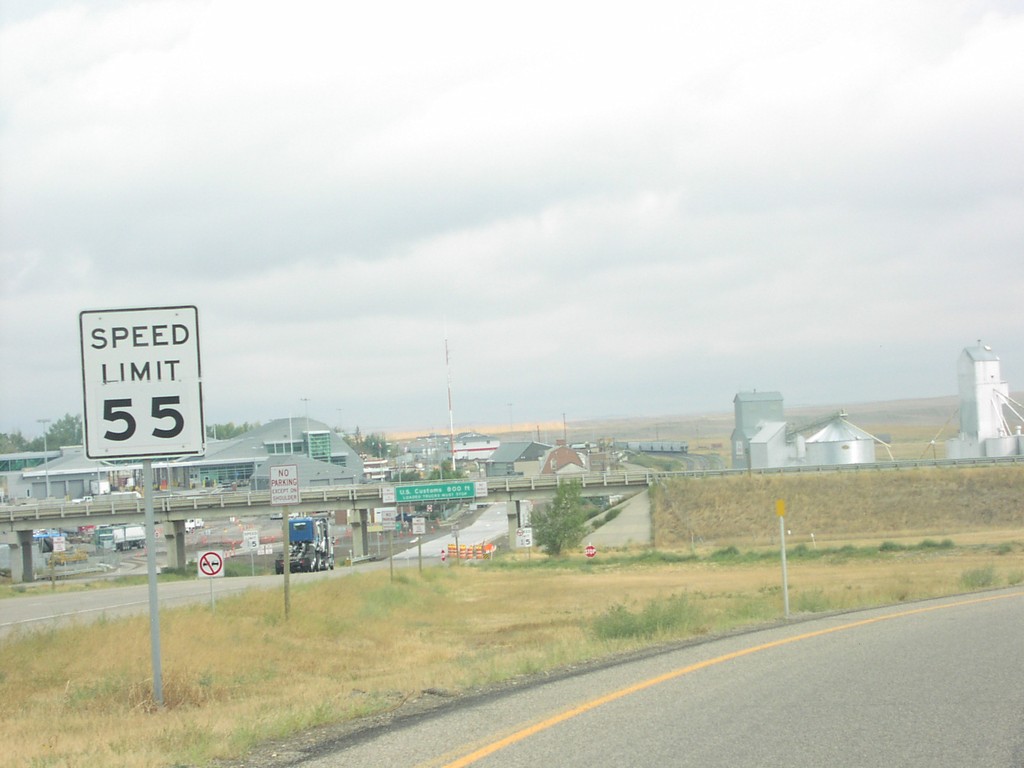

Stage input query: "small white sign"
[
  {"left": 412, "top": 516, "right": 426, "bottom": 535},
  {"left": 382, "top": 486, "right": 396, "bottom": 504},
  {"left": 243, "top": 530, "right": 260, "bottom": 550},
  {"left": 197, "top": 550, "right": 225, "bottom": 578},
  {"left": 52, "top": 535, "right": 67, "bottom": 553},
  {"left": 376, "top": 507, "right": 397, "bottom": 524},
  {"left": 270, "top": 464, "right": 300, "bottom": 505},
  {"left": 515, "top": 527, "right": 533, "bottom": 548}
]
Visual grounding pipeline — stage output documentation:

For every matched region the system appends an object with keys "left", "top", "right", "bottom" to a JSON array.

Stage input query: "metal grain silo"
[
  {"left": 805, "top": 418, "right": 876, "bottom": 465},
  {"left": 731, "top": 391, "right": 784, "bottom": 468}
]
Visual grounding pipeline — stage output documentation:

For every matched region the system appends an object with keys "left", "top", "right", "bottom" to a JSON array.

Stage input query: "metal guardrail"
[
  {"left": 3, "top": 456, "right": 1022, "bottom": 531},
  {"left": 0, "top": 471, "right": 658, "bottom": 528}
]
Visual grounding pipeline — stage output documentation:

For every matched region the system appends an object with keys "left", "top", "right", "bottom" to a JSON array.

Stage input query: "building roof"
[
  {"left": 806, "top": 419, "right": 876, "bottom": 443},
  {"left": 455, "top": 432, "right": 497, "bottom": 443},
  {"left": 734, "top": 391, "right": 783, "bottom": 403},
  {"left": 539, "top": 445, "right": 585, "bottom": 475},
  {"left": 487, "top": 441, "right": 550, "bottom": 463},
  {"left": 252, "top": 454, "right": 356, "bottom": 484},
  {"left": 748, "top": 421, "right": 787, "bottom": 444},
  {"left": 962, "top": 343, "right": 1000, "bottom": 363},
  {"left": 15, "top": 418, "right": 361, "bottom": 480},
  {"left": 20, "top": 445, "right": 97, "bottom": 478}
]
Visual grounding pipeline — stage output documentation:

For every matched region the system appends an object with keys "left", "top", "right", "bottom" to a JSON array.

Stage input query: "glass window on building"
[{"left": 306, "top": 431, "right": 331, "bottom": 461}]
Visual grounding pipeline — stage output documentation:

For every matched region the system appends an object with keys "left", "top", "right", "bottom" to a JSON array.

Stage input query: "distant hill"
[
  {"left": 553, "top": 395, "right": 966, "bottom": 442},
  {"left": 413, "top": 392, "right": 1023, "bottom": 459},
  {"left": 548, "top": 392, "right": 1023, "bottom": 462}
]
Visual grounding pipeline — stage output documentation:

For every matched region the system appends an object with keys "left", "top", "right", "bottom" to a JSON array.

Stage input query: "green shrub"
[
  {"left": 592, "top": 594, "right": 704, "bottom": 640},
  {"left": 794, "top": 588, "right": 830, "bottom": 613},
  {"left": 710, "top": 546, "right": 741, "bottom": 561},
  {"left": 917, "top": 539, "right": 954, "bottom": 550},
  {"left": 789, "top": 543, "right": 823, "bottom": 560},
  {"left": 960, "top": 566, "right": 997, "bottom": 590}
]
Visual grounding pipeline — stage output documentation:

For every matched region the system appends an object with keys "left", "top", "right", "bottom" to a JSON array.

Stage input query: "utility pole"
[
  {"left": 445, "top": 337, "right": 455, "bottom": 473},
  {"left": 37, "top": 418, "right": 51, "bottom": 498}
]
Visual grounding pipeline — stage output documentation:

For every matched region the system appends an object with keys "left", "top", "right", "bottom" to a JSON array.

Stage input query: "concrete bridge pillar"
[
  {"left": 3, "top": 530, "right": 36, "bottom": 584},
  {"left": 164, "top": 520, "right": 187, "bottom": 570},
  {"left": 507, "top": 499, "right": 523, "bottom": 546},
  {"left": 349, "top": 509, "right": 369, "bottom": 561}
]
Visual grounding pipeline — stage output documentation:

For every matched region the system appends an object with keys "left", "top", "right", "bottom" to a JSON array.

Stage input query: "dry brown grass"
[
  {"left": 2, "top": 463, "right": 1024, "bottom": 767},
  {"left": 4, "top": 542, "right": 1024, "bottom": 768},
  {"left": 652, "top": 465, "right": 1024, "bottom": 546}
]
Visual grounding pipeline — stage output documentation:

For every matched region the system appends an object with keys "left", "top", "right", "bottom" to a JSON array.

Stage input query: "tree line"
[
  {"left": 1, "top": 417, "right": 268, "bottom": 453},
  {"left": 1, "top": 413, "right": 82, "bottom": 453}
]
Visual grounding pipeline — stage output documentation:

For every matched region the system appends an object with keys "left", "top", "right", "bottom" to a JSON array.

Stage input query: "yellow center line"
[{"left": 443, "top": 591, "right": 1023, "bottom": 767}]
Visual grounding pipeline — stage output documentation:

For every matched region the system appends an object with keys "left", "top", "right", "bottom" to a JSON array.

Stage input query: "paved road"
[
  {"left": 281, "top": 589, "right": 1024, "bottom": 768},
  {"left": 0, "top": 505, "right": 509, "bottom": 639},
  {"left": 587, "top": 488, "right": 652, "bottom": 548}
]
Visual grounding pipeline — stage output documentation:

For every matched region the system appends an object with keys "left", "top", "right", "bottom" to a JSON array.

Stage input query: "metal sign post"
[
  {"left": 282, "top": 511, "right": 290, "bottom": 617},
  {"left": 378, "top": 508, "right": 397, "bottom": 581},
  {"left": 243, "top": 529, "right": 259, "bottom": 577},
  {"left": 516, "top": 527, "right": 533, "bottom": 560},
  {"left": 142, "top": 460, "right": 163, "bottom": 697},
  {"left": 270, "top": 464, "right": 300, "bottom": 619},
  {"left": 79, "top": 305, "right": 206, "bottom": 709},
  {"left": 777, "top": 499, "right": 790, "bottom": 619},
  {"left": 388, "top": 527, "right": 395, "bottom": 582},
  {"left": 413, "top": 516, "right": 426, "bottom": 573},
  {"left": 197, "top": 549, "right": 225, "bottom": 611}
]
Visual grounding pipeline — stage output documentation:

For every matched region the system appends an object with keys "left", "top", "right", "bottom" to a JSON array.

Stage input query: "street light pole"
[
  {"left": 301, "top": 397, "right": 310, "bottom": 436},
  {"left": 37, "top": 418, "right": 51, "bottom": 499}
]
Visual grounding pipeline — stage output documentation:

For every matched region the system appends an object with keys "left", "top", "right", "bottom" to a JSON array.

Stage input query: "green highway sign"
[{"left": 395, "top": 481, "right": 479, "bottom": 503}]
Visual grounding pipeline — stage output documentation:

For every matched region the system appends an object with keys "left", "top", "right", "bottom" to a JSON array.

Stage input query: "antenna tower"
[{"left": 445, "top": 337, "right": 455, "bottom": 475}]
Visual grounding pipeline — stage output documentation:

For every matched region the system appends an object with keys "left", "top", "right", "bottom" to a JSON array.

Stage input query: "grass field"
[
  {"left": 1, "top": 464, "right": 1023, "bottom": 767},
  {"left": 652, "top": 465, "right": 1024, "bottom": 546}
]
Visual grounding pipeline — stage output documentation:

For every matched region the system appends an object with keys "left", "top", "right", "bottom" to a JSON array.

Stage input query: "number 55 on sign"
[{"left": 80, "top": 306, "right": 205, "bottom": 459}]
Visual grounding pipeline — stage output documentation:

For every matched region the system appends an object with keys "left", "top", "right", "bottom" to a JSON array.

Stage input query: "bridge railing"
[{"left": 3, "top": 456, "right": 1021, "bottom": 529}]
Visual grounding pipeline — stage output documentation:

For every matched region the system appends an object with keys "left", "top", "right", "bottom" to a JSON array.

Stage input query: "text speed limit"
[{"left": 80, "top": 306, "right": 206, "bottom": 459}]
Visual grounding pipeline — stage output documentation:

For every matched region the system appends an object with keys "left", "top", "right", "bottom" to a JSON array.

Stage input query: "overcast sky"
[{"left": 2, "top": 0, "right": 1022, "bottom": 441}]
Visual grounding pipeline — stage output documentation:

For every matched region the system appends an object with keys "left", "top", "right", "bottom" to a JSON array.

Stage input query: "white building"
[
  {"left": 946, "top": 343, "right": 1024, "bottom": 458},
  {"left": 733, "top": 389, "right": 884, "bottom": 470}
]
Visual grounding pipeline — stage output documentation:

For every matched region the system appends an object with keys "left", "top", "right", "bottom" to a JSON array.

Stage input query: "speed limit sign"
[{"left": 80, "top": 306, "right": 205, "bottom": 459}]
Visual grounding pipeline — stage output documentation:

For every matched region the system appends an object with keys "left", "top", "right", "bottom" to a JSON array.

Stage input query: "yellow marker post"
[{"left": 777, "top": 498, "right": 790, "bottom": 618}]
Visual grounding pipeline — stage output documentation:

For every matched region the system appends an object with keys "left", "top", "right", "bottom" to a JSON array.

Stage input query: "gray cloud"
[{"left": 2, "top": 0, "right": 1022, "bottom": 437}]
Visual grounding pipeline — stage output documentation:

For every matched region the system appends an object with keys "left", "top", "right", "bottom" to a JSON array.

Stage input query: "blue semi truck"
[{"left": 275, "top": 516, "right": 335, "bottom": 574}]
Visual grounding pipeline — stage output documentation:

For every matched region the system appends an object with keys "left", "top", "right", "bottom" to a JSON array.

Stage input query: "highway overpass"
[
  {"left": 4, "top": 455, "right": 1021, "bottom": 582},
  {"left": 1, "top": 470, "right": 656, "bottom": 582}
]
